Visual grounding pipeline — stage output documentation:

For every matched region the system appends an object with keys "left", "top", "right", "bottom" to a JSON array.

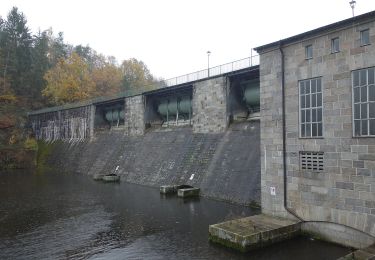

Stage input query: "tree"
[
  {"left": 45, "top": 29, "right": 67, "bottom": 67},
  {"left": 42, "top": 52, "right": 95, "bottom": 105},
  {"left": 28, "top": 30, "right": 49, "bottom": 101},
  {"left": 91, "top": 62, "right": 122, "bottom": 97},
  {"left": 120, "top": 58, "right": 155, "bottom": 92},
  {"left": 0, "top": 7, "right": 33, "bottom": 96}
]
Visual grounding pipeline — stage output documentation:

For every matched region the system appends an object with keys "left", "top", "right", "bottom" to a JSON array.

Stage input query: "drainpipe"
[{"left": 279, "top": 42, "right": 304, "bottom": 222}]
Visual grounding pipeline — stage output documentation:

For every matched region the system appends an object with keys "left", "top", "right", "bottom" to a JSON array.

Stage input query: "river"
[{"left": 0, "top": 170, "right": 351, "bottom": 259}]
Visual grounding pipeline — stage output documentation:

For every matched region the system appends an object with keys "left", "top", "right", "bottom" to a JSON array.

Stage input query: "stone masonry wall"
[
  {"left": 192, "top": 77, "right": 228, "bottom": 133},
  {"left": 260, "top": 18, "right": 375, "bottom": 238},
  {"left": 259, "top": 49, "right": 289, "bottom": 218},
  {"left": 124, "top": 95, "right": 145, "bottom": 136},
  {"left": 42, "top": 121, "right": 261, "bottom": 206}
]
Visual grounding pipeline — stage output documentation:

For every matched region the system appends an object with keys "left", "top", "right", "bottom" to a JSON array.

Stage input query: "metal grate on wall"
[{"left": 300, "top": 151, "right": 324, "bottom": 172}]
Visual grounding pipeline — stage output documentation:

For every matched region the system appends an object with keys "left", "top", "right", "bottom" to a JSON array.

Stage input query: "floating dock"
[{"left": 209, "top": 214, "right": 300, "bottom": 252}]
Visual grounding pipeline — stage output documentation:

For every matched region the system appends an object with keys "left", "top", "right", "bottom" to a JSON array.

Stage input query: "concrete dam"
[{"left": 29, "top": 58, "right": 261, "bottom": 206}]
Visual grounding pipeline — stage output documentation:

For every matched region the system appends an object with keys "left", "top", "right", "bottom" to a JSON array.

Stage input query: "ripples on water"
[{"left": 0, "top": 170, "right": 350, "bottom": 259}]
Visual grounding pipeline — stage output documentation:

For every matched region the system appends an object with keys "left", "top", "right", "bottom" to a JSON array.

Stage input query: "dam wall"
[{"left": 42, "top": 120, "right": 261, "bottom": 205}]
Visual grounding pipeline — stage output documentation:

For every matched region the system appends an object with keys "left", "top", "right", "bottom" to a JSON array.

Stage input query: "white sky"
[{"left": 1, "top": 0, "right": 374, "bottom": 79}]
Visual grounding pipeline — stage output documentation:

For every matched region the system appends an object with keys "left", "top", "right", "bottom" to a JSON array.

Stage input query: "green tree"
[
  {"left": 29, "top": 30, "right": 49, "bottom": 102},
  {"left": 0, "top": 7, "right": 33, "bottom": 96},
  {"left": 45, "top": 29, "right": 67, "bottom": 67}
]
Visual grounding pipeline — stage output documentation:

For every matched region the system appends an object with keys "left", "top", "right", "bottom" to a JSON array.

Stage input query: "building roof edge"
[{"left": 254, "top": 10, "right": 375, "bottom": 53}]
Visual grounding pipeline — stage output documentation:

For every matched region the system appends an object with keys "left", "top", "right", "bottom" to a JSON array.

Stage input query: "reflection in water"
[{"left": 0, "top": 170, "right": 350, "bottom": 259}]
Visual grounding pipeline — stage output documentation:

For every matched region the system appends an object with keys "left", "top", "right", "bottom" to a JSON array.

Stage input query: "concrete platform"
[
  {"left": 177, "top": 187, "right": 200, "bottom": 198},
  {"left": 209, "top": 214, "right": 301, "bottom": 252},
  {"left": 338, "top": 244, "right": 375, "bottom": 260},
  {"left": 160, "top": 185, "right": 177, "bottom": 194}
]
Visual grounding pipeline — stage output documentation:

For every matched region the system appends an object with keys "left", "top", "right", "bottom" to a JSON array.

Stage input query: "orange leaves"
[
  {"left": 91, "top": 63, "right": 122, "bottom": 97},
  {"left": 42, "top": 52, "right": 95, "bottom": 105}
]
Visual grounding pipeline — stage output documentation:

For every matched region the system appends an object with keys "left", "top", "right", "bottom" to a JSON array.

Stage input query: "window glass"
[
  {"left": 370, "top": 85, "right": 375, "bottom": 101},
  {"left": 361, "top": 103, "right": 368, "bottom": 118},
  {"left": 369, "top": 103, "right": 375, "bottom": 118},
  {"left": 370, "top": 120, "right": 375, "bottom": 135},
  {"left": 353, "top": 67, "right": 375, "bottom": 136},
  {"left": 331, "top": 38, "right": 340, "bottom": 53},
  {"left": 369, "top": 68, "right": 374, "bottom": 84},
  {"left": 361, "top": 29, "right": 370, "bottom": 46},
  {"left": 353, "top": 71, "right": 359, "bottom": 87},
  {"left": 305, "top": 45, "right": 313, "bottom": 59},
  {"left": 299, "top": 77, "right": 323, "bottom": 138},
  {"left": 360, "top": 70, "right": 367, "bottom": 86},
  {"left": 361, "top": 86, "right": 367, "bottom": 102},
  {"left": 354, "top": 87, "right": 360, "bottom": 102},
  {"left": 354, "top": 120, "right": 361, "bottom": 136},
  {"left": 354, "top": 104, "right": 360, "bottom": 119},
  {"left": 362, "top": 120, "right": 368, "bottom": 135}
]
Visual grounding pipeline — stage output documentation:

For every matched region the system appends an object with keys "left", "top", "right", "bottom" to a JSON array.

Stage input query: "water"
[{"left": 0, "top": 170, "right": 351, "bottom": 259}]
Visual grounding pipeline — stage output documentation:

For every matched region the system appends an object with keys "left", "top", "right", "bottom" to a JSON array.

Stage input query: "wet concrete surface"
[{"left": 0, "top": 170, "right": 351, "bottom": 259}]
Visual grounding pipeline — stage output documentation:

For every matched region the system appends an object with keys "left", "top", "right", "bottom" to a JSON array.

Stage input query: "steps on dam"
[{"left": 209, "top": 214, "right": 301, "bottom": 252}]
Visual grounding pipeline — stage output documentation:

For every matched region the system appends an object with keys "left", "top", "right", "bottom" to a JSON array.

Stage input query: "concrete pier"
[
  {"left": 177, "top": 187, "right": 200, "bottom": 198},
  {"left": 160, "top": 185, "right": 177, "bottom": 194},
  {"left": 209, "top": 214, "right": 300, "bottom": 252}
]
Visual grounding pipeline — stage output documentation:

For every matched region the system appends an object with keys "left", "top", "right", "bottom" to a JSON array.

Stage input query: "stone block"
[
  {"left": 336, "top": 182, "right": 354, "bottom": 190},
  {"left": 353, "top": 160, "right": 365, "bottom": 168}
]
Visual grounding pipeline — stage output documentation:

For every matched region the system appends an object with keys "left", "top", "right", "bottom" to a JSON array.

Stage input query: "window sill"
[
  {"left": 360, "top": 43, "right": 371, "bottom": 47},
  {"left": 298, "top": 137, "right": 324, "bottom": 139}
]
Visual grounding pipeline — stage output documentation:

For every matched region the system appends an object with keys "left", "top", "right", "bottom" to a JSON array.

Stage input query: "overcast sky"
[{"left": 0, "top": 0, "right": 374, "bottom": 79}]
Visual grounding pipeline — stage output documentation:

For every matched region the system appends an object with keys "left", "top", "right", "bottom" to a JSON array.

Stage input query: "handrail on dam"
[{"left": 28, "top": 55, "right": 259, "bottom": 115}]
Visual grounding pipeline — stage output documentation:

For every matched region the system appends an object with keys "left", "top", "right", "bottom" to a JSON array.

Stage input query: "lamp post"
[
  {"left": 349, "top": 0, "right": 356, "bottom": 17},
  {"left": 207, "top": 51, "right": 211, "bottom": 77}
]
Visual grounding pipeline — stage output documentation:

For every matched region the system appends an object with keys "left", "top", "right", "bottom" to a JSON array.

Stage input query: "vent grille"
[{"left": 300, "top": 151, "right": 324, "bottom": 172}]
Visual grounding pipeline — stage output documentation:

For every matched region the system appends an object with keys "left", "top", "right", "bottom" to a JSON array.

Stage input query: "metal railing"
[
  {"left": 163, "top": 55, "right": 259, "bottom": 88},
  {"left": 29, "top": 55, "right": 259, "bottom": 115}
]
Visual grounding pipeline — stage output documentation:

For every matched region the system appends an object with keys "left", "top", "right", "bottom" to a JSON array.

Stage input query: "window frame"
[
  {"left": 352, "top": 67, "right": 375, "bottom": 137},
  {"left": 331, "top": 37, "right": 340, "bottom": 53},
  {"left": 299, "top": 77, "right": 324, "bottom": 138},
  {"left": 305, "top": 45, "right": 313, "bottom": 59},
  {"left": 360, "top": 29, "right": 370, "bottom": 46}
]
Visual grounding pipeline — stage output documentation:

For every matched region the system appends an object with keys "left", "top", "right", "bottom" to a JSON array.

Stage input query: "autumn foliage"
[{"left": 43, "top": 53, "right": 95, "bottom": 104}]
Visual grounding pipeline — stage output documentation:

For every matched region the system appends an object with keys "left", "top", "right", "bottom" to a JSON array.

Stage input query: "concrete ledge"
[
  {"left": 177, "top": 188, "right": 200, "bottom": 198},
  {"left": 209, "top": 214, "right": 301, "bottom": 252},
  {"left": 302, "top": 222, "right": 375, "bottom": 249}
]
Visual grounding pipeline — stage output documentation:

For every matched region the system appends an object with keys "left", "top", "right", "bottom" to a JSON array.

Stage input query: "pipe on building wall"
[
  {"left": 279, "top": 44, "right": 375, "bottom": 240},
  {"left": 279, "top": 43, "right": 304, "bottom": 222}
]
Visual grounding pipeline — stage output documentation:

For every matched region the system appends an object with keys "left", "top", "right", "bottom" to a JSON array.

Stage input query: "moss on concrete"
[
  {"left": 209, "top": 233, "right": 248, "bottom": 252},
  {"left": 36, "top": 141, "right": 56, "bottom": 174}
]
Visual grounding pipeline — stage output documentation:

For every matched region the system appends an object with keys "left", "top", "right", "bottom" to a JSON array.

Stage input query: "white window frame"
[
  {"left": 352, "top": 67, "right": 375, "bottom": 137},
  {"left": 299, "top": 77, "right": 323, "bottom": 138}
]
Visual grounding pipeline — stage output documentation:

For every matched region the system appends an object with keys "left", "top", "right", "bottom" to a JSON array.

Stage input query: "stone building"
[{"left": 255, "top": 11, "right": 375, "bottom": 247}]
